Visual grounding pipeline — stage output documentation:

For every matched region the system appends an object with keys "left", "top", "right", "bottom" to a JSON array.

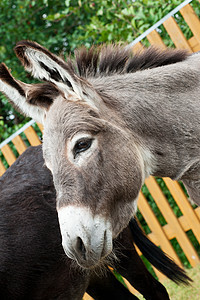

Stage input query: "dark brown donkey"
[
  {"left": 0, "top": 145, "right": 190, "bottom": 299},
  {"left": 0, "top": 41, "right": 199, "bottom": 268}
]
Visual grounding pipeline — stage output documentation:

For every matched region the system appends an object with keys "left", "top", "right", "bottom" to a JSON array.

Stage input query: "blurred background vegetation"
[{"left": 0, "top": 0, "right": 200, "bottom": 274}]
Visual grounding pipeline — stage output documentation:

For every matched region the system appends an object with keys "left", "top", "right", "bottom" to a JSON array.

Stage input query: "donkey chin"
[{"left": 57, "top": 205, "right": 113, "bottom": 269}]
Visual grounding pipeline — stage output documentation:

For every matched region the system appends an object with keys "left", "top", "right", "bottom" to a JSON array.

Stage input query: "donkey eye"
[{"left": 73, "top": 139, "right": 93, "bottom": 158}]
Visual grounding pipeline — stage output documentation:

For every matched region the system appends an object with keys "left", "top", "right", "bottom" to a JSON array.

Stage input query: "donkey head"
[{"left": 0, "top": 41, "right": 145, "bottom": 268}]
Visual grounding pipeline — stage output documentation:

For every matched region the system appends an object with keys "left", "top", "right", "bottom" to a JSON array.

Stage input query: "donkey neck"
[{"left": 91, "top": 63, "right": 200, "bottom": 181}]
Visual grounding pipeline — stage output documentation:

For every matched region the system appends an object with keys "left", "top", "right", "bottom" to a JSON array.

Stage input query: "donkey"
[
  {"left": 0, "top": 145, "right": 135, "bottom": 300},
  {"left": 0, "top": 41, "right": 199, "bottom": 268},
  {"left": 0, "top": 145, "right": 190, "bottom": 299}
]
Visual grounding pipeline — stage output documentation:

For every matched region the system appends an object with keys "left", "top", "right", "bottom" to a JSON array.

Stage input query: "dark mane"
[{"left": 67, "top": 45, "right": 189, "bottom": 78}]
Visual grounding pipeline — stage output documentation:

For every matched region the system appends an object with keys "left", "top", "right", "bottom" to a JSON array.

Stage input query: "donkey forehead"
[{"left": 44, "top": 99, "right": 104, "bottom": 138}]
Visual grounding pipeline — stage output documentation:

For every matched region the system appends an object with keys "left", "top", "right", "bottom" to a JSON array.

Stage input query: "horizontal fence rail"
[{"left": 1, "top": 1, "right": 200, "bottom": 298}]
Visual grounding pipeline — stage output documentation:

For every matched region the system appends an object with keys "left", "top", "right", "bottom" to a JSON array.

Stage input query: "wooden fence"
[{"left": 0, "top": 0, "right": 200, "bottom": 298}]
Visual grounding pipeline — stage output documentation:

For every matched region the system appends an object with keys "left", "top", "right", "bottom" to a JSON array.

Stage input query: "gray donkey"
[{"left": 0, "top": 41, "right": 199, "bottom": 268}]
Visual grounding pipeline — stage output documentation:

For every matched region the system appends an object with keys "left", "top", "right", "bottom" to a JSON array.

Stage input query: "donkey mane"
[
  {"left": 70, "top": 45, "right": 189, "bottom": 78},
  {"left": 14, "top": 41, "right": 189, "bottom": 81}
]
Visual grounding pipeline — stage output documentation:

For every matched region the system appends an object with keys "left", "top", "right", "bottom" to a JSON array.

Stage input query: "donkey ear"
[
  {"left": 14, "top": 40, "right": 84, "bottom": 100},
  {"left": 0, "top": 63, "right": 53, "bottom": 123}
]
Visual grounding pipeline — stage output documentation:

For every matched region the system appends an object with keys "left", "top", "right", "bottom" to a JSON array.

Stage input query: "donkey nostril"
[{"left": 77, "top": 237, "right": 86, "bottom": 260}]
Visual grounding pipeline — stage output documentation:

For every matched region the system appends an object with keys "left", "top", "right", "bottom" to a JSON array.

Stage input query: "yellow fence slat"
[
  {"left": 36, "top": 122, "right": 43, "bottom": 133},
  {"left": 142, "top": 206, "right": 200, "bottom": 248},
  {"left": 163, "top": 17, "right": 193, "bottom": 52},
  {"left": 146, "top": 30, "right": 166, "bottom": 49},
  {"left": 180, "top": 4, "right": 200, "bottom": 47},
  {"left": 136, "top": 204, "right": 200, "bottom": 248},
  {"left": 24, "top": 126, "right": 41, "bottom": 146},
  {"left": 0, "top": 160, "right": 6, "bottom": 176},
  {"left": 188, "top": 36, "right": 200, "bottom": 52},
  {"left": 152, "top": 268, "right": 166, "bottom": 282},
  {"left": 122, "top": 277, "right": 138, "bottom": 295},
  {"left": 1, "top": 144, "right": 16, "bottom": 166},
  {"left": 145, "top": 176, "right": 199, "bottom": 267},
  {"left": 132, "top": 42, "right": 144, "bottom": 53},
  {"left": 83, "top": 293, "right": 93, "bottom": 300},
  {"left": 163, "top": 178, "right": 200, "bottom": 244},
  {"left": 12, "top": 135, "right": 27, "bottom": 155},
  {"left": 138, "top": 192, "right": 182, "bottom": 267},
  {"left": 196, "top": 207, "right": 200, "bottom": 220},
  {"left": 164, "top": 207, "right": 198, "bottom": 237}
]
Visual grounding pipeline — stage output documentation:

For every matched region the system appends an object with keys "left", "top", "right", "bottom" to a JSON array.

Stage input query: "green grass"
[{"left": 137, "top": 264, "right": 200, "bottom": 299}]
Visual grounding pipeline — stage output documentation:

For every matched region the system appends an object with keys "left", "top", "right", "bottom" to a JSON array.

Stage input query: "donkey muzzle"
[{"left": 57, "top": 206, "right": 113, "bottom": 268}]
